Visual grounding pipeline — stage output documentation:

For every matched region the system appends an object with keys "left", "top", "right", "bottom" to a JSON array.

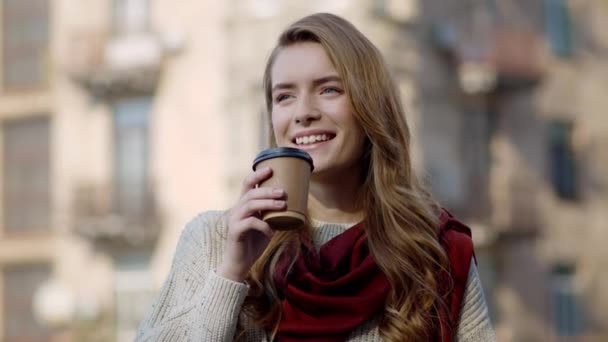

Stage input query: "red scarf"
[
  {"left": 437, "top": 210, "right": 475, "bottom": 342},
  {"left": 274, "top": 210, "right": 473, "bottom": 342}
]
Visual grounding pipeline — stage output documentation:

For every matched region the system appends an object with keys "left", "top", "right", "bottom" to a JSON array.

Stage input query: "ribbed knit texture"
[{"left": 135, "top": 211, "right": 496, "bottom": 342}]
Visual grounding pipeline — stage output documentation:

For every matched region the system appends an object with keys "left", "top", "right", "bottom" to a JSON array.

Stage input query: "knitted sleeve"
[
  {"left": 456, "top": 259, "right": 497, "bottom": 342},
  {"left": 134, "top": 211, "right": 250, "bottom": 342}
]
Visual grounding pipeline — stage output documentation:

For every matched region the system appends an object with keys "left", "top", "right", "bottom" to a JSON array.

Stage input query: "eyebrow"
[{"left": 271, "top": 75, "right": 342, "bottom": 92}]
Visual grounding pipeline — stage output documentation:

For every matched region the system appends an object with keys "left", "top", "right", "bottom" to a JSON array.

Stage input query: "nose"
[{"left": 294, "top": 94, "right": 321, "bottom": 124}]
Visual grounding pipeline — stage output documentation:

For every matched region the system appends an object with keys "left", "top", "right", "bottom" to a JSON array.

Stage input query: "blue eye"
[
  {"left": 322, "top": 87, "right": 340, "bottom": 94},
  {"left": 275, "top": 94, "right": 291, "bottom": 103}
]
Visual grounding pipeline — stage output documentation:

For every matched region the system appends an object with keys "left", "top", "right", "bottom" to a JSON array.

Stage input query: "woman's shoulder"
[
  {"left": 437, "top": 209, "right": 475, "bottom": 276},
  {"left": 177, "top": 210, "right": 229, "bottom": 248},
  {"left": 168, "top": 210, "right": 230, "bottom": 270},
  {"left": 185, "top": 210, "right": 228, "bottom": 231}
]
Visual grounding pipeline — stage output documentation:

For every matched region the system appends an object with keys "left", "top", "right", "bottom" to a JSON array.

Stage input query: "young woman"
[{"left": 136, "top": 13, "right": 496, "bottom": 342}]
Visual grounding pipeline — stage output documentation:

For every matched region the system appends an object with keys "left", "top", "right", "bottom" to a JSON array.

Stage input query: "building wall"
[
  {"left": 416, "top": 0, "right": 608, "bottom": 340},
  {"left": 1, "top": 0, "right": 607, "bottom": 341}
]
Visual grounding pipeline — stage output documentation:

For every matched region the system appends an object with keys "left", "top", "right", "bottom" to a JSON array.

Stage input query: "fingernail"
[
  {"left": 273, "top": 188, "right": 284, "bottom": 195},
  {"left": 274, "top": 200, "right": 285, "bottom": 207}
]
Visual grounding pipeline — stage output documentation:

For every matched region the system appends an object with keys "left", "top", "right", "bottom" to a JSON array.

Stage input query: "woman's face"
[{"left": 270, "top": 42, "right": 367, "bottom": 179}]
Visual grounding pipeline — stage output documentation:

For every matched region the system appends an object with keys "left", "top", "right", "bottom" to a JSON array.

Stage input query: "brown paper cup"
[{"left": 253, "top": 148, "right": 313, "bottom": 230}]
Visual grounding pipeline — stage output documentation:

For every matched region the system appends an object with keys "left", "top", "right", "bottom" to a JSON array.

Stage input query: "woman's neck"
[{"left": 307, "top": 172, "right": 365, "bottom": 224}]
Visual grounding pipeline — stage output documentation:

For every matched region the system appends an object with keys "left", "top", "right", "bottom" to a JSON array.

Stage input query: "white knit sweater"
[{"left": 135, "top": 211, "right": 496, "bottom": 341}]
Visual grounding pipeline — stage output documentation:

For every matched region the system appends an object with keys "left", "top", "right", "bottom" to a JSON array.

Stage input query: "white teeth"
[{"left": 295, "top": 134, "right": 330, "bottom": 145}]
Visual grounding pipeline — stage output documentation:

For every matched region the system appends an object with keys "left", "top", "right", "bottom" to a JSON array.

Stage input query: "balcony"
[
  {"left": 64, "top": 31, "right": 164, "bottom": 98},
  {"left": 72, "top": 184, "right": 161, "bottom": 249},
  {"left": 487, "top": 29, "right": 548, "bottom": 88},
  {"left": 433, "top": 24, "right": 548, "bottom": 93}
]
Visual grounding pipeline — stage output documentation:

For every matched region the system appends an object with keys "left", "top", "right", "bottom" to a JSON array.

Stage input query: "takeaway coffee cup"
[{"left": 252, "top": 147, "right": 314, "bottom": 230}]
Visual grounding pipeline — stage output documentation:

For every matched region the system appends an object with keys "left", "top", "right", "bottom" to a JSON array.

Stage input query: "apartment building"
[
  {"left": 0, "top": 0, "right": 606, "bottom": 341},
  {"left": 416, "top": 0, "right": 608, "bottom": 340}
]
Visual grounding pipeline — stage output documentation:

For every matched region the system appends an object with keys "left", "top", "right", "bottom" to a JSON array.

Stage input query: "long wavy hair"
[{"left": 242, "top": 13, "right": 450, "bottom": 341}]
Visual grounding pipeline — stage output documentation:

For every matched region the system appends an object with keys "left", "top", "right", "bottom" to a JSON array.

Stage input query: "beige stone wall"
[
  {"left": 2, "top": 0, "right": 607, "bottom": 340},
  {"left": 0, "top": 1, "right": 414, "bottom": 340}
]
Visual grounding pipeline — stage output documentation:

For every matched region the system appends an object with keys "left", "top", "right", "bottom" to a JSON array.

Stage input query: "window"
[
  {"left": 550, "top": 263, "right": 584, "bottom": 336},
  {"left": 373, "top": 0, "right": 386, "bottom": 15},
  {"left": 114, "top": 253, "right": 155, "bottom": 342},
  {"left": 3, "top": 264, "right": 52, "bottom": 342},
  {"left": 428, "top": 162, "right": 465, "bottom": 210},
  {"left": 485, "top": 0, "right": 498, "bottom": 17},
  {"left": 373, "top": 0, "right": 418, "bottom": 22},
  {"left": 462, "top": 106, "right": 492, "bottom": 215},
  {"left": 548, "top": 120, "right": 577, "bottom": 200},
  {"left": 112, "top": 0, "right": 150, "bottom": 35},
  {"left": 544, "top": 0, "right": 573, "bottom": 57},
  {"left": 1, "top": 0, "right": 50, "bottom": 90},
  {"left": 112, "top": 97, "right": 151, "bottom": 220},
  {"left": 2, "top": 116, "right": 51, "bottom": 233}
]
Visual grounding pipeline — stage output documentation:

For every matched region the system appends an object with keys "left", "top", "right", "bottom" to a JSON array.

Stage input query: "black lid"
[{"left": 252, "top": 147, "right": 314, "bottom": 171}]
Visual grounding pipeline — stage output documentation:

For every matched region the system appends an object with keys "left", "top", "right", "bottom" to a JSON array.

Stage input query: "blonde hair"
[{"left": 243, "top": 13, "right": 450, "bottom": 341}]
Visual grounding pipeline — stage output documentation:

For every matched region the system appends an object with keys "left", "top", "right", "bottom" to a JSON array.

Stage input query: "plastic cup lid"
[{"left": 252, "top": 147, "right": 314, "bottom": 171}]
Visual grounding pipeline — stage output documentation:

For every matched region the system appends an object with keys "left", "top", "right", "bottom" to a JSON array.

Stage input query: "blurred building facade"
[
  {"left": 0, "top": 0, "right": 606, "bottom": 341},
  {"left": 416, "top": 1, "right": 608, "bottom": 340}
]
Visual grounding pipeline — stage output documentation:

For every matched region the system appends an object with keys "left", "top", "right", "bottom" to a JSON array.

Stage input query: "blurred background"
[{"left": 0, "top": 0, "right": 606, "bottom": 341}]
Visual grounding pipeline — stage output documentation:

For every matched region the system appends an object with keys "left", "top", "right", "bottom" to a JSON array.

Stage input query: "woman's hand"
[{"left": 217, "top": 167, "right": 285, "bottom": 282}]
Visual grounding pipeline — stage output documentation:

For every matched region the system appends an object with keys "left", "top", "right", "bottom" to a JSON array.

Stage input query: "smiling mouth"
[{"left": 293, "top": 134, "right": 336, "bottom": 146}]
